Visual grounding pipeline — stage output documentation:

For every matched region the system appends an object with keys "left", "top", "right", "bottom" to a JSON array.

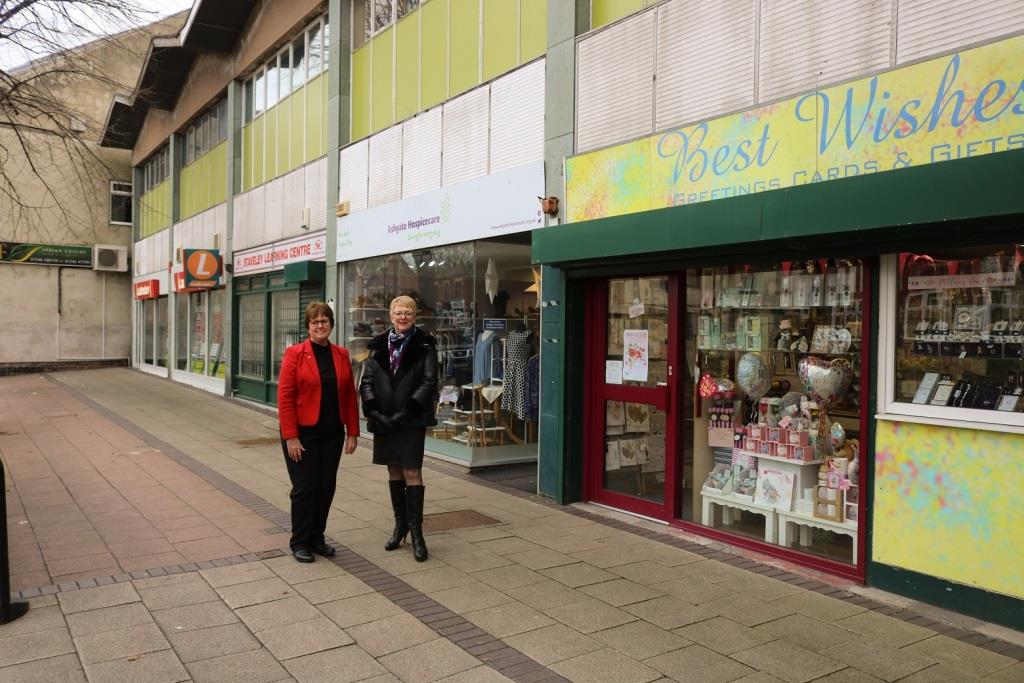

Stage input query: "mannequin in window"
[
  {"left": 501, "top": 328, "right": 532, "bottom": 420},
  {"left": 473, "top": 329, "right": 498, "bottom": 384}
]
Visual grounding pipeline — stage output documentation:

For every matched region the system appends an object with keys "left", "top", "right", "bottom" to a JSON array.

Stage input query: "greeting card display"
[
  {"left": 625, "top": 402, "right": 651, "bottom": 433},
  {"left": 753, "top": 467, "right": 795, "bottom": 510},
  {"left": 605, "top": 440, "right": 621, "bottom": 471}
]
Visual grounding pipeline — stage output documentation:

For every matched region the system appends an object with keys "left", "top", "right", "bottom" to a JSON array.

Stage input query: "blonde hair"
[{"left": 390, "top": 295, "right": 417, "bottom": 315}]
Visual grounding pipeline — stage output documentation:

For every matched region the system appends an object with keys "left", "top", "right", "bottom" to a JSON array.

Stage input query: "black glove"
[
  {"left": 370, "top": 411, "right": 394, "bottom": 430},
  {"left": 390, "top": 410, "right": 409, "bottom": 428}
]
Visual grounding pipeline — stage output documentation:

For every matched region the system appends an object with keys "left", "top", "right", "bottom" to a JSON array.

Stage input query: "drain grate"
[
  {"left": 237, "top": 437, "right": 280, "bottom": 446},
  {"left": 422, "top": 509, "right": 501, "bottom": 532}
]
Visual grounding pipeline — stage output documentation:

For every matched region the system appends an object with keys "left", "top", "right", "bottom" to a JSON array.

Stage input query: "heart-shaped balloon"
[
  {"left": 797, "top": 356, "right": 853, "bottom": 406},
  {"left": 736, "top": 353, "right": 770, "bottom": 401}
]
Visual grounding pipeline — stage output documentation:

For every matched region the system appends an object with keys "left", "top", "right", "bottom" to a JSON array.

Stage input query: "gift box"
[
  {"left": 775, "top": 444, "right": 791, "bottom": 459},
  {"left": 767, "top": 427, "right": 782, "bottom": 442},
  {"left": 788, "top": 429, "right": 810, "bottom": 446},
  {"left": 748, "top": 425, "right": 762, "bottom": 440},
  {"left": 791, "top": 446, "right": 812, "bottom": 461},
  {"left": 758, "top": 441, "right": 773, "bottom": 455},
  {"left": 744, "top": 438, "right": 759, "bottom": 452}
]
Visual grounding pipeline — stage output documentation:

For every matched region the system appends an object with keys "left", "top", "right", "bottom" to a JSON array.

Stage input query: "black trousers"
[{"left": 282, "top": 430, "right": 343, "bottom": 551}]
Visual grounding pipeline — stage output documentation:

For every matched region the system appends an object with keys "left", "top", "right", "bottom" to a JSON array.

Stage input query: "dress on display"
[{"left": 501, "top": 329, "right": 532, "bottom": 420}]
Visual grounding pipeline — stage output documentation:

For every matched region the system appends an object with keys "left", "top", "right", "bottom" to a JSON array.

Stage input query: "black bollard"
[{"left": 0, "top": 457, "right": 29, "bottom": 624}]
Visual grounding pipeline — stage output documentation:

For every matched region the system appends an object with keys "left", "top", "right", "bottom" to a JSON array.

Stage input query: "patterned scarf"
[{"left": 388, "top": 328, "right": 412, "bottom": 374}]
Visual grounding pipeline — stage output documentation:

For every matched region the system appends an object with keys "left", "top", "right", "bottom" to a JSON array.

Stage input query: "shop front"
[
  {"left": 171, "top": 249, "right": 226, "bottom": 393},
  {"left": 231, "top": 231, "right": 327, "bottom": 405},
  {"left": 534, "top": 31, "right": 1024, "bottom": 624},
  {"left": 337, "top": 162, "right": 545, "bottom": 468},
  {"left": 133, "top": 275, "right": 169, "bottom": 374}
]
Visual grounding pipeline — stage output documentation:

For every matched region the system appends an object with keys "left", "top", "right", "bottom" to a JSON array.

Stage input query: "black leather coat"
[{"left": 359, "top": 327, "right": 438, "bottom": 432}]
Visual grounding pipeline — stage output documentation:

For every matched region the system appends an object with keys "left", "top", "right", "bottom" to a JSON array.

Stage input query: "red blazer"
[{"left": 278, "top": 340, "right": 361, "bottom": 441}]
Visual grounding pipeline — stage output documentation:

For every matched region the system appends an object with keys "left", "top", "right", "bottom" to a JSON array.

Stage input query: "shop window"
[
  {"left": 684, "top": 260, "right": 865, "bottom": 565},
  {"left": 238, "top": 293, "right": 265, "bottom": 378},
  {"left": 156, "top": 296, "right": 169, "bottom": 368},
  {"left": 881, "top": 246, "right": 1024, "bottom": 427},
  {"left": 110, "top": 181, "right": 132, "bottom": 225},
  {"left": 175, "top": 294, "right": 189, "bottom": 371},
  {"left": 344, "top": 237, "right": 540, "bottom": 456},
  {"left": 271, "top": 290, "right": 301, "bottom": 381},
  {"left": 144, "top": 299, "right": 155, "bottom": 365}
]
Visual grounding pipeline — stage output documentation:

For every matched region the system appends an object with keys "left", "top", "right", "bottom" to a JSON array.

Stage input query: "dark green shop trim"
[
  {"left": 533, "top": 149, "right": 1024, "bottom": 267},
  {"left": 870, "top": 563, "right": 1024, "bottom": 632},
  {"left": 284, "top": 260, "right": 325, "bottom": 284}
]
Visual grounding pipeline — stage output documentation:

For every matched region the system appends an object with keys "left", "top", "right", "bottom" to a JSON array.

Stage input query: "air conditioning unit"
[{"left": 93, "top": 244, "right": 129, "bottom": 272}]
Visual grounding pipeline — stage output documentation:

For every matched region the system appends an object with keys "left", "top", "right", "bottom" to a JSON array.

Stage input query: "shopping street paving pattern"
[{"left": 1, "top": 369, "right": 1023, "bottom": 682}]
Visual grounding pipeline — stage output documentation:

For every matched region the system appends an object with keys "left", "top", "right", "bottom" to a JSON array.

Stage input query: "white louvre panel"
[
  {"left": 133, "top": 242, "right": 145, "bottom": 275},
  {"left": 200, "top": 206, "right": 216, "bottom": 246},
  {"left": 304, "top": 157, "right": 327, "bottom": 232},
  {"left": 490, "top": 59, "right": 545, "bottom": 173},
  {"left": 402, "top": 108, "right": 442, "bottom": 198},
  {"left": 232, "top": 195, "right": 249, "bottom": 251},
  {"left": 214, "top": 203, "right": 227, "bottom": 248},
  {"left": 282, "top": 166, "right": 305, "bottom": 239},
  {"left": 339, "top": 140, "right": 369, "bottom": 212},
  {"left": 264, "top": 177, "right": 285, "bottom": 243},
  {"left": 897, "top": 0, "right": 1024, "bottom": 64},
  {"left": 759, "top": 0, "right": 892, "bottom": 102},
  {"left": 368, "top": 126, "right": 404, "bottom": 208},
  {"left": 441, "top": 87, "right": 490, "bottom": 186},
  {"left": 247, "top": 184, "right": 267, "bottom": 249},
  {"left": 577, "top": 10, "right": 655, "bottom": 153},
  {"left": 656, "top": 0, "right": 756, "bottom": 129}
]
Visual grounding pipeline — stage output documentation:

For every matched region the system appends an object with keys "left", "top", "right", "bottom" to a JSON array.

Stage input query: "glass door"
[{"left": 585, "top": 275, "right": 681, "bottom": 520}]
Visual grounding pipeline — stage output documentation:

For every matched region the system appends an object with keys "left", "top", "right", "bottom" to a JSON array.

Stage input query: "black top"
[{"left": 302, "top": 341, "right": 342, "bottom": 439}]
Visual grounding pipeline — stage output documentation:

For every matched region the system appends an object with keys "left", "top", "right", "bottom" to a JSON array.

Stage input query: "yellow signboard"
[{"left": 566, "top": 34, "right": 1024, "bottom": 222}]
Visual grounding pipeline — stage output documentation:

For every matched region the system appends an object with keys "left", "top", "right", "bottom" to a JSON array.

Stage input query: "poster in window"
[{"left": 622, "top": 329, "right": 649, "bottom": 382}]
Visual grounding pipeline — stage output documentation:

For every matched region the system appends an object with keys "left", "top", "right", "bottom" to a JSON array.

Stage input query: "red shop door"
[{"left": 583, "top": 275, "right": 683, "bottom": 521}]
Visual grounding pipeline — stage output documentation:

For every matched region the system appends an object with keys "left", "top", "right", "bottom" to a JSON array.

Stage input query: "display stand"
[
  {"left": 732, "top": 450, "right": 823, "bottom": 491},
  {"left": 777, "top": 510, "right": 858, "bottom": 564},
  {"left": 700, "top": 489, "right": 778, "bottom": 543}
]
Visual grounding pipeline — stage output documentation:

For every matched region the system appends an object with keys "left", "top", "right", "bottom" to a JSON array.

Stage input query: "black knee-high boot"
[
  {"left": 385, "top": 479, "right": 409, "bottom": 551},
  {"left": 405, "top": 485, "right": 428, "bottom": 562}
]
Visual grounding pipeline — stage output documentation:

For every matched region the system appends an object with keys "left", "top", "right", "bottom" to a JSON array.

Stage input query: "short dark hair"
[{"left": 304, "top": 301, "right": 334, "bottom": 328}]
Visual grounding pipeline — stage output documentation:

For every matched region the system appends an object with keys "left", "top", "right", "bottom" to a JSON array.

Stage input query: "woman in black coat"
[{"left": 359, "top": 295, "right": 438, "bottom": 561}]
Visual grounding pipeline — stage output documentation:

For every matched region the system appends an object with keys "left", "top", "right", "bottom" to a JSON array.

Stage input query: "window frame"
[
  {"left": 109, "top": 180, "right": 133, "bottom": 225},
  {"left": 877, "top": 253, "right": 1024, "bottom": 433}
]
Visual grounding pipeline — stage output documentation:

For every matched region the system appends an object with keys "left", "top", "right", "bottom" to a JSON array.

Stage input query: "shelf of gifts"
[
  {"left": 697, "top": 346, "right": 859, "bottom": 356},
  {"left": 910, "top": 339, "right": 1024, "bottom": 359},
  {"left": 732, "top": 449, "right": 824, "bottom": 466}
]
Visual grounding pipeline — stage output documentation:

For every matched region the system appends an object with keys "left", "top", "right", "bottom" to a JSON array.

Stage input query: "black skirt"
[{"left": 372, "top": 426, "right": 426, "bottom": 468}]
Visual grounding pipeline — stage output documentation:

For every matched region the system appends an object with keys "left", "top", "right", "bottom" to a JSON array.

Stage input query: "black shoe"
[
  {"left": 405, "top": 485, "right": 428, "bottom": 562},
  {"left": 312, "top": 542, "right": 336, "bottom": 557},
  {"left": 293, "top": 548, "right": 314, "bottom": 563},
  {"left": 386, "top": 480, "right": 409, "bottom": 552}
]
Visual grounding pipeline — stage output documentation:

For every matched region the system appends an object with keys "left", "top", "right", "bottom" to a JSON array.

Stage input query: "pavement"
[{"left": 0, "top": 369, "right": 1022, "bottom": 683}]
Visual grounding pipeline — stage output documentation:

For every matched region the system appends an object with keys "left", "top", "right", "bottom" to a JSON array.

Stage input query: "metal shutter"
[
  {"left": 264, "top": 177, "right": 285, "bottom": 243},
  {"left": 304, "top": 157, "right": 327, "bottom": 232},
  {"left": 759, "top": 0, "right": 892, "bottom": 102},
  {"left": 577, "top": 9, "right": 656, "bottom": 153},
  {"left": 402, "top": 107, "right": 443, "bottom": 198},
  {"left": 368, "top": 125, "right": 403, "bottom": 207},
  {"left": 897, "top": 0, "right": 1024, "bottom": 64},
  {"left": 282, "top": 166, "right": 305, "bottom": 239},
  {"left": 441, "top": 86, "right": 490, "bottom": 186},
  {"left": 339, "top": 140, "right": 369, "bottom": 212},
  {"left": 656, "top": 0, "right": 757, "bottom": 129},
  {"left": 490, "top": 59, "right": 545, "bottom": 173}
]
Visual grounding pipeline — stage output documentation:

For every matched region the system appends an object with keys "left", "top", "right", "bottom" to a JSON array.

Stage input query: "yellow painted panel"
[
  {"left": 483, "top": 0, "right": 516, "bottom": 81},
  {"left": 277, "top": 96, "right": 291, "bottom": 176},
  {"left": 253, "top": 116, "right": 265, "bottom": 187},
  {"left": 140, "top": 180, "right": 171, "bottom": 237},
  {"left": 449, "top": 0, "right": 480, "bottom": 96},
  {"left": 519, "top": 0, "right": 546, "bottom": 62},
  {"left": 242, "top": 124, "right": 253, "bottom": 191},
  {"left": 351, "top": 44, "right": 372, "bottom": 140},
  {"left": 420, "top": 0, "right": 448, "bottom": 109},
  {"left": 265, "top": 106, "right": 278, "bottom": 181},
  {"left": 875, "top": 420, "right": 1024, "bottom": 599},
  {"left": 395, "top": 12, "right": 420, "bottom": 121},
  {"left": 371, "top": 27, "right": 394, "bottom": 132},
  {"left": 591, "top": 0, "right": 645, "bottom": 29},
  {"left": 303, "top": 74, "right": 323, "bottom": 161},
  {"left": 291, "top": 85, "right": 304, "bottom": 169}
]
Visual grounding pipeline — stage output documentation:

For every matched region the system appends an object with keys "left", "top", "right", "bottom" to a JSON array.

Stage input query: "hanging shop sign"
[
  {"left": 233, "top": 231, "right": 326, "bottom": 276},
  {"left": 336, "top": 161, "right": 544, "bottom": 262},
  {"left": 183, "top": 249, "right": 222, "bottom": 288},
  {"left": 566, "top": 34, "right": 1024, "bottom": 222},
  {"left": 133, "top": 279, "right": 160, "bottom": 300},
  {"left": 0, "top": 241, "right": 92, "bottom": 267}
]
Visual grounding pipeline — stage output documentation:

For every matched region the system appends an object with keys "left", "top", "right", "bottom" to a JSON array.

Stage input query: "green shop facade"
[{"left": 533, "top": 34, "right": 1024, "bottom": 630}]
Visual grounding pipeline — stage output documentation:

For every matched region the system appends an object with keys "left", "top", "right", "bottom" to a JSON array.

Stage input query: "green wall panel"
[
  {"left": 483, "top": 0, "right": 516, "bottom": 81},
  {"left": 304, "top": 75, "right": 323, "bottom": 162},
  {"left": 395, "top": 13, "right": 420, "bottom": 121},
  {"left": 242, "top": 124, "right": 253, "bottom": 191},
  {"left": 290, "top": 90, "right": 304, "bottom": 169},
  {"left": 449, "top": 0, "right": 480, "bottom": 96},
  {"left": 253, "top": 116, "right": 265, "bottom": 187},
  {"left": 371, "top": 26, "right": 394, "bottom": 132},
  {"left": 351, "top": 45, "right": 372, "bottom": 140},
  {"left": 276, "top": 98, "right": 291, "bottom": 176},
  {"left": 140, "top": 179, "right": 171, "bottom": 238},
  {"left": 520, "top": 0, "right": 546, "bottom": 61},
  {"left": 420, "top": 0, "right": 448, "bottom": 109},
  {"left": 179, "top": 141, "right": 227, "bottom": 220},
  {"left": 265, "top": 106, "right": 278, "bottom": 180},
  {"left": 592, "top": 0, "right": 645, "bottom": 29}
]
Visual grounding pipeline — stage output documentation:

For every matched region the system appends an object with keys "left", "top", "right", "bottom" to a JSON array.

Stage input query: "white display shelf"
[
  {"left": 777, "top": 508, "right": 858, "bottom": 565},
  {"left": 700, "top": 489, "right": 777, "bottom": 543},
  {"left": 732, "top": 449, "right": 823, "bottom": 466}
]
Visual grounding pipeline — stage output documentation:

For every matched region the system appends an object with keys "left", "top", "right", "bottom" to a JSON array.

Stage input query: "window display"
[
  {"left": 686, "top": 260, "right": 865, "bottom": 564},
  {"left": 344, "top": 238, "right": 540, "bottom": 457},
  {"left": 895, "top": 246, "right": 1024, "bottom": 415}
]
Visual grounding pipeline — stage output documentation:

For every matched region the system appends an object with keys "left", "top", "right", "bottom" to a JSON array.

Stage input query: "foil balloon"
[
  {"left": 716, "top": 377, "right": 735, "bottom": 394},
  {"left": 736, "top": 353, "right": 770, "bottom": 401},
  {"left": 798, "top": 356, "right": 854, "bottom": 406}
]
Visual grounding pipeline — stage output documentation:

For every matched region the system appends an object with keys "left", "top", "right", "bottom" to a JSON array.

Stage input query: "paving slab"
[
  {"left": 73, "top": 621, "right": 171, "bottom": 664},
  {"left": 167, "top": 622, "right": 262, "bottom": 663},
  {"left": 464, "top": 601, "right": 556, "bottom": 639},
  {"left": 822, "top": 638, "right": 937, "bottom": 681},
  {"left": 282, "top": 644, "right": 389, "bottom": 683},
  {"left": 185, "top": 647, "right": 290, "bottom": 683},
  {"left": 646, "top": 643, "right": 756, "bottom": 683},
  {"left": 65, "top": 601, "right": 155, "bottom": 637},
  {"left": 319, "top": 592, "right": 406, "bottom": 629},
  {"left": 676, "top": 616, "right": 775, "bottom": 655},
  {"left": 346, "top": 614, "right": 439, "bottom": 657},
  {"left": 83, "top": 649, "right": 190, "bottom": 683},
  {"left": 591, "top": 619, "right": 692, "bottom": 659},
  {"left": 377, "top": 637, "right": 481, "bottom": 682},
  {"left": 504, "top": 623, "right": 603, "bottom": 665},
  {"left": 551, "top": 646, "right": 661, "bottom": 683},
  {"left": 216, "top": 576, "right": 298, "bottom": 608},
  {"left": 623, "top": 595, "right": 716, "bottom": 630},
  {"left": 0, "top": 627, "right": 76, "bottom": 667},
  {"left": 56, "top": 582, "right": 139, "bottom": 614},
  {"left": 831, "top": 610, "right": 936, "bottom": 647},
  {"left": 0, "top": 653, "right": 86, "bottom": 682},
  {"left": 236, "top": 596, "right": 321, "bottom": 633},
  {"left": 152, "top": 600, "right": 240, "bottom": 634},
  {"left": 256, "top": 616, "right": 355, "bottom": 660},
  {"left": 756, "top": 613, "right": 858, "bottom": 652},
  {"left": 904, "top": 635, "right": 1018, "bottom": 677},
  {"left": 732, "top": 640, "right": 845, "bottom": 683}
]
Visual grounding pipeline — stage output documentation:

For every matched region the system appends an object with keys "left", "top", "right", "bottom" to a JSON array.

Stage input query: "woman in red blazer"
[{"left": 278, "top": 301, "right": 360, "bottom": 563}]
